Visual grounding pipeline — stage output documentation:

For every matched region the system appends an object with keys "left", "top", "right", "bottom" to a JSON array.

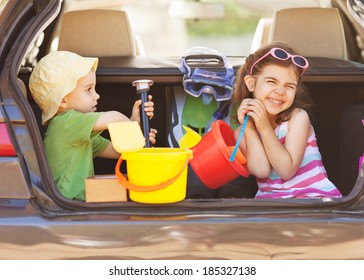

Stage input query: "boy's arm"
[
  {"left": 93, "top": 111, "right": 130, "bottom": 131},
  {"left": 93, "top": 95, "right": 154, "bottom": 131},
  {"left": 98, "top": 142, "right": 120, "bottom": 159}
]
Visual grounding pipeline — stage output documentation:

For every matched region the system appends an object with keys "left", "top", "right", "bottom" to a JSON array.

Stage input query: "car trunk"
[{"left": 17, "top": 55, "right": 364, "bottom": 209}]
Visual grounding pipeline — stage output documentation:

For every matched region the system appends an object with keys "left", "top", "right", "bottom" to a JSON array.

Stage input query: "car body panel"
[{"left": 1, "top": 201, "right": 364, "bottom": 259}]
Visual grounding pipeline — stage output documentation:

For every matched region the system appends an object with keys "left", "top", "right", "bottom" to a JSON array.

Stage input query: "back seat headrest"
[
  {"left": 269, "top": 7, "right": 348, "bottom": 60},
  {"left": 57, "top": 9, "right": 138, "bottom": 57}
]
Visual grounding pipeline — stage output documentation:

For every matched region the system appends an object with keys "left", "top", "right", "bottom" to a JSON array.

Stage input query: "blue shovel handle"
[{"left": 229, "top": 115, "right": 249, "bottom": 162}]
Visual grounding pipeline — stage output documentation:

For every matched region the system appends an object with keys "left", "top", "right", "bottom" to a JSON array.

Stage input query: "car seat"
[
  {"left": 268, "top": 7, "right": 348, "bottom": 59},
  {"left": 57, "top": 9, "right": 144, "bottom": 56}
]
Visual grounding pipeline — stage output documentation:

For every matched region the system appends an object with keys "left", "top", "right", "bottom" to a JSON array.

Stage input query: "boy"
[{"left": 29, "top": 51, "right": 157, "bottom": 200}]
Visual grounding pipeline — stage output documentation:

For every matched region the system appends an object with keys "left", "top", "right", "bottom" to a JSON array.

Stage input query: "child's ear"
[
  {"left": 244, "top": 75, "right": 255, "bottom": 92},
  {"left": 59, "top": 98, "right": 68, "bottom": 109}
]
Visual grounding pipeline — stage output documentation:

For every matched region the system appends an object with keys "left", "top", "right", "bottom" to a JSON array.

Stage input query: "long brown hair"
[{"left": 232, "top": 41, "right": 311, "bottom": 124}]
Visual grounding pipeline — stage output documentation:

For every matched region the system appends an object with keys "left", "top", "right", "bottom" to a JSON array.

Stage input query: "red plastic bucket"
[{"left": 190, "top": 120, "right": 249, "bottom": 189}]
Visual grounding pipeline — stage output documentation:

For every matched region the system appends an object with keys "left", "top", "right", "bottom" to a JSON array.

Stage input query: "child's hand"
[
  {"left": 130, "top": 95, "right": 154, "bottom": 123},
  {"left": 238, "top": 98, "right": 270, "bottom": 131},
  {"left": 237, "top": 98, "right": 255, "bottom": 128},
  {"left": 148, "top": 128, "right": 158, "bottom": 145}
]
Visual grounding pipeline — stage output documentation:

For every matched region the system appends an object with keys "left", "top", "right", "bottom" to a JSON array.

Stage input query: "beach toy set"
[{"left": 106, "top": 76, "right": 249, "bottom": 204}]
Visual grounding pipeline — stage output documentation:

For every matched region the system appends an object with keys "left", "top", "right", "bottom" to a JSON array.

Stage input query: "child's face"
[
  {"left": 63, "top": 70, "right": 99, "bottom": 113},
  {"left": 248, "top": 64, "right": 298, "bottom": 117}
]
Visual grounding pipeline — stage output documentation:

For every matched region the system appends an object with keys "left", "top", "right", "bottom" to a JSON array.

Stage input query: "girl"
[{"left": 233, "top": 42, "right": 341, "bottom": 199}]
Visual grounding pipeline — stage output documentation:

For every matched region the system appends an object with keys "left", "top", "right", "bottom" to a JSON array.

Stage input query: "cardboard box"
[{"left": 85, "top": 175, "right": 128, "bottom": 202}]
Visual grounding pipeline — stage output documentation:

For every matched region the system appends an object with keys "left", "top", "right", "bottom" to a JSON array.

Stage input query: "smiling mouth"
[{"left": 268, "top": 98, "right": 283, "bottom": 105}]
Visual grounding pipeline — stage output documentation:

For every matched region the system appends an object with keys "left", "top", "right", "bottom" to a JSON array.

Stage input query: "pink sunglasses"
[{"left": 249, "top": 47, "right": 309, "bottom": 75}]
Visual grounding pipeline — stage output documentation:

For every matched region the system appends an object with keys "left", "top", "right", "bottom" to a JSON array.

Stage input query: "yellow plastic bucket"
[{"left": 115, "top": 148, "right": 192, "bottom": 204}]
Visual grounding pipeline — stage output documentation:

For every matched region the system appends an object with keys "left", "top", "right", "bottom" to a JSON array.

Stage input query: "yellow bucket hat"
[{"left": 29, "top": 51, "right": 98, "bottom": 125}]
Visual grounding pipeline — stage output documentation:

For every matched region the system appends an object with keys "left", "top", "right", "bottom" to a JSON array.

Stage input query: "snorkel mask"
[{"left": 179, "top": 47, "right": 235, "bottom": 102}]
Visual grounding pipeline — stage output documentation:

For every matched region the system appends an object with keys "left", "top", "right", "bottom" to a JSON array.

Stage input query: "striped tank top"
[{"left": 256, "top": 121, "right": 342, "bottom": 199}]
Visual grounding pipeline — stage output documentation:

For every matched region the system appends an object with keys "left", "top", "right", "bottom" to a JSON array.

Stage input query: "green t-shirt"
[{"left": 44, "top": 110, "right": 110, "bottom": 200}]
